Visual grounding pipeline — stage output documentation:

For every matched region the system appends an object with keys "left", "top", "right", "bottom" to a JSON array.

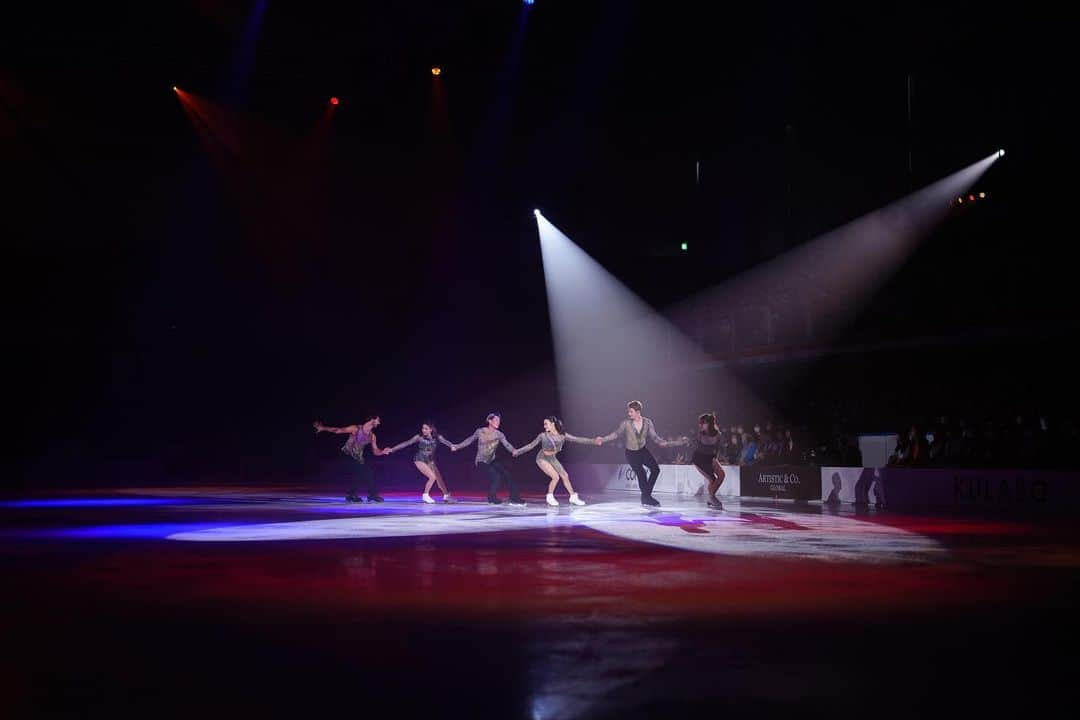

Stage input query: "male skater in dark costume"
[{"left": 598, "top": 401, "right": 687, "bottom": 507}]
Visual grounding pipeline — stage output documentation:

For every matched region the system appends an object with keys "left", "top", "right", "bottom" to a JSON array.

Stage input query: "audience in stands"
[
  {"left": 886, "top": 413, "right": 1073, "bottom": 468},
  {"left": 655, "top": 410, "right": 1075, "bottom": 469}
]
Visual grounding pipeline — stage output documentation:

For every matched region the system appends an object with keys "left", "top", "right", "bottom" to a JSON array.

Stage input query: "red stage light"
[
  {"left": 330, "top": 97, "right": 340, "bottom": 106},
  {"left": 969, "top": 195, "right": 975, "bottom": 202}
]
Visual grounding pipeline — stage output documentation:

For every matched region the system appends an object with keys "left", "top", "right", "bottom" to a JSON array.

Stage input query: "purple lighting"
[
  {"left": 1, "top": 498, "right": 183, "bottom": 508},
  {"left": 9, "top": 522, "right": 242, "bottom": 540}
]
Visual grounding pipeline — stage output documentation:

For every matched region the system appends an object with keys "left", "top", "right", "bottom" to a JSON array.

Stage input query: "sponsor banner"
[
  {"left": 741, "top": 465, "right": 818, "bottom": 501},
  {"left": 568, "top": 464, "right": 1080, "bottom": 509},
  {"left": 881, "top": 468, "right": 1080, "bottom": 509},
  {"left": 571, "top": 463, "right": 741, "bottom": 497}
]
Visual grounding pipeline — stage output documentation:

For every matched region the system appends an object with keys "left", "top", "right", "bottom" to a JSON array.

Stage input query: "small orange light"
[{"left": 431, "top": 66, "right": 442, "bottom": 76}]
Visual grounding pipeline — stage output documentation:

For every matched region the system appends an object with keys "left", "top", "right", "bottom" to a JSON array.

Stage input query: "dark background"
[{"left": 3, "top": 1, "right": 1075, "bottom": 488}]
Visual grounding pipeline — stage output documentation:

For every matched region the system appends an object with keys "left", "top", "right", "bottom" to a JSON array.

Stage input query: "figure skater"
[
  {"left": 691, "top": 413, "right": 726, "bottom": 509},
  {"left": 597, "top": 401, "right": 687, "bottom": 507},
  {"left": 512, "top": 416, "right": 597, "bottom": 506},
  {"left": 450, "top": 412, "right": 525, "bottom": 506},
  {"left": 313, "top": 416, "right": 386, "bottom": 502},
  {"left": 385, "top": 421, "right": 456, "bottom": 504}
]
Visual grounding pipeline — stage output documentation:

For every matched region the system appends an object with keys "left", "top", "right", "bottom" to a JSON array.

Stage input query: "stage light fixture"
[
  {"left": 329, "top": 97, "right": 340, "bottom": 106},
  {"left": 431, "top": 66, "right": 442, "bottom": 76}
]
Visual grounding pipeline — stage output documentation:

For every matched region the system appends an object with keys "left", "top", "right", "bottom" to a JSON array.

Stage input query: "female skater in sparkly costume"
[
  {"left": 513, "top": 416, "right": 598, "bottom": 506},
  {"left": 690, "top": 413, "right": 726, "bottom": 509},
  {"left": 385, "top": 421, "right": 457, "bottom": 504}
]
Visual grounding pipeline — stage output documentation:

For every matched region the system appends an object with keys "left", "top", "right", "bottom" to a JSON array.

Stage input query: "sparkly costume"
[
  {"left": 454, "top": 427, "right": 517, "bottom": 466},
  {"left": 388, "top": 433, "right": 454, "bottom": 467},
  {"left": 341, "top": 427, "right": 378, "bottom": 499},
  {"left": 453, "top": 427, "right": 522, "bottom": 503},
  {"left": 600, "top": 418, "right": 668, "bottom": 451},
  {"left": 691, "top": 430, "right": 723, "bottom": 476},
  {"left": 601, "top": 417, "right": 684, "bottom": 502},
  {"left": 514, "top": 432, "right": 593, "bottom": 477},
  {"left": 341, "top": 427, "right": 372, "bottom": 462}
]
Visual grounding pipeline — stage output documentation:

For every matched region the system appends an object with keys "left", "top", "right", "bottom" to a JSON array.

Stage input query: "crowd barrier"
[{"left": 564, "top": 463, "right": 1080, "bottom": 509}]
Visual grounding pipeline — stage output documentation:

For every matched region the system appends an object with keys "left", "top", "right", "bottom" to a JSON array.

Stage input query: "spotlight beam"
[
  {"left": 536, "top": 215, "right": 766, "bottom": 434},
  {"left": 670, "top": 151, "right": 1003, "bottom": 353}
]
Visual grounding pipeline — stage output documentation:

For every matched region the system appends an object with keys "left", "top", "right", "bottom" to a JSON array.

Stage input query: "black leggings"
[
  {"left": 480, "top": 459, "right": 521, "bottom": 502},
  {"left": 625, "top": 447, "right": 661, "bottom": 500},
  {"left": 348, "top": 462, "right": 378, "bottom": 498}
]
